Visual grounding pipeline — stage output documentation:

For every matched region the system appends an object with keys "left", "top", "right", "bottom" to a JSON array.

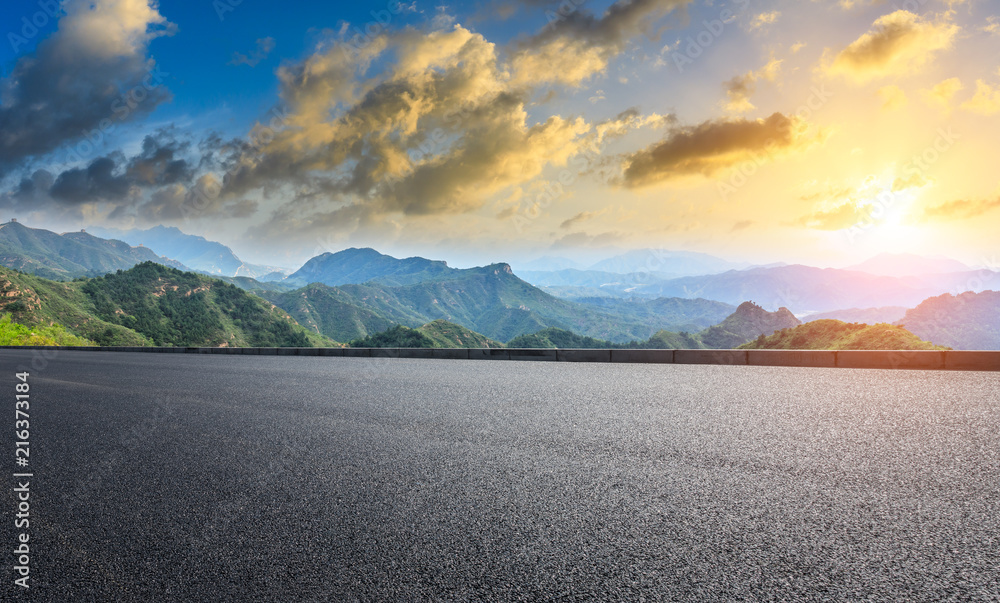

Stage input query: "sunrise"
[{"left": 1, "top": 0, "right": 998, "bottom": 600}]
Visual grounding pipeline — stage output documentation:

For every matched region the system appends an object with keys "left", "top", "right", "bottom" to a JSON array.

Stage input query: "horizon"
[{"left": 1, "top": 1, "right": 997, "bottom": 270}]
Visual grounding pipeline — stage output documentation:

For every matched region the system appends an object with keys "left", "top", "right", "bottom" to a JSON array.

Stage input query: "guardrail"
[{"left": 1, "top": 346, "right": 998, "bottom": 371}]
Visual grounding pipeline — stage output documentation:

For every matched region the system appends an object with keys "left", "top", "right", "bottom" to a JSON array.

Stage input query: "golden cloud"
[
  {"left": 920, "top": 198, "right": 1000, "bottom": 221},
  {"left": 826, "top": 10, "right": 959, "bottom": 83},
  {"left": 620, "top": 113, "right": 814, "bottom": 188}
]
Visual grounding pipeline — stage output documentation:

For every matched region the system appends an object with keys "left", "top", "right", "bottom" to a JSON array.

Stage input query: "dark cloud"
[
  {"left": 0, "top": 0, "right": 174, "bottom": 168},
  {"left": 50, "top": 156, "right": 133, "bottom": 203},
  {"left": 620, "top": 113, "right": 810, "bottom": 188}
]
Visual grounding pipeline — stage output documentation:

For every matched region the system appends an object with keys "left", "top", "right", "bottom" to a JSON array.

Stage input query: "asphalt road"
[{"left": 1, "top": 350, "right": 998, "bottom": 602}]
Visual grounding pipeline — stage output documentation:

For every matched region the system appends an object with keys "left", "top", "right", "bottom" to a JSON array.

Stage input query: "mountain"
[
  {"left": 513, "top": 256, "right": 585, "bottom": 271},
  {"left": 265, "top": 263, "right": 685, "bottom": 344},
  {"left": 0, "top": 262, "right": 333, "bottom": 347},
  {"left": 0, "top": 313, "right": 94, "bottom": 346},
  {"left": 804, "top": 306, "right": 908, "bottom": 325},
  {"left": 896, "top": 290, "right": 1000, "bottom": 350},
  {"left": 846, "top": 253, "right": 971, "bottom": 278},
  {"left": 571, "top": 297, "right": 737, "bottom": 332},
  {"left": 588, "top": 249, "right": 745, "bottom": 276},
  {"left": 507, "top": 327, "right": 618, "bottom": 349},
  {"left": 349, "top": 320, "right": 503, "bottom": 348},
  {"left": 87, "top": 226, "right": 286, "bottom": 279},
  {"left": 418, "top": 320, "right": 503, "bottom": 348},
  {"left": 285, "top": 247, "right": 457, "bottom": 286},
  {"left": 0, "top": 221, "right": 188, "bottom": 279},
  {"left": 697, "top": 302, "right": 801, "bottom": 349},
  {"left": 638, "top": 265, "right": 995, "bottom": 313},
  {"left": 741, "top": 319, "right": 947, "bottom": 350}
]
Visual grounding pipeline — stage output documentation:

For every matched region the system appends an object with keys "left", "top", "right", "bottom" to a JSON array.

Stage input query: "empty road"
[{"left": 1, "top": 350, "right": 998, "bottom": 601}]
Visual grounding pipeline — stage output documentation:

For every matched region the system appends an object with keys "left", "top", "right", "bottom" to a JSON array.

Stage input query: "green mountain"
[
  {"left": 0, "top": 221, "right": 188, "bottom": 280},
  {"left": 570, "top": 296, "right": 736, "bottom": 332},
  {"left": 285, "top": 247, "right": 456, "bottom": 287},
  {"left": 896, "top": 290, "right": 1000, "bottom": 350},
  {"left": 349, "top": 325, "right": 435, "bottom": 348},
  {"left": 0, "top": 262, "right": 334, "bottom": 347},
  {"left": 697, "top": 301, "right": 801, "bottom": 348},
  {"left": 418, "top": 320, "right": 503, "bottom": 348},
  {"left": 265, "top": 264, "right": 676, "bottom": 343},
  {"left": 0, "top": 313, "right": 94, "bottom": 346},
  {"left": 740, "top": 319, "right": 947, "bottom": 350},
  {"left": 507, "top": 327, "right": 616, "bottom": 349}
]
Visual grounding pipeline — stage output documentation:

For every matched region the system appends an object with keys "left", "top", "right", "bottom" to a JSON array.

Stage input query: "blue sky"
[{"left": 1, "top": 0, "right": 998, "bottom": 269}]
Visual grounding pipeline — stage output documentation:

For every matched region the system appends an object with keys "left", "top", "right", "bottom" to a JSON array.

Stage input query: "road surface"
[{"left": 1, "top": 350, "right": 998, "bottom": 601}]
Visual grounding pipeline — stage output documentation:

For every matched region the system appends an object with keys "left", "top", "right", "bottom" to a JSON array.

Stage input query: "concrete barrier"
[
  {"left": 397, "top": 348, "right": 435, "bottom": 359},
  {"left": 507, "top": 348, "right": 558, "bottom": 362},
  {"left": 945, "top": 351, "right": 1000, "bottom": 371},
  {"left": 610, "top": 349, "right": 674, "bottom": 364},
  {"left": 469, "top": 348, "right": 510, "bottom": 361},
  {"left": 557, "top": 349, "right": 612, "bottom": 363},
  {"left": 836, "top": 350, "right": 945, "bottom": 370},
  {"left": 748, "top": 350, "right": 837, "bottom": 368},
  {"left": 674, "top": 350, "right": 748, "bottom": 365},
  {"left": 4, "top": 345, "right": 999, "bottom": 370},
  {"left": 431, "top": 348, "right": 471, "bottom": 360}
]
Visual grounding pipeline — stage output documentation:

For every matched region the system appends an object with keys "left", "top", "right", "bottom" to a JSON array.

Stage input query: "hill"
[
  {"left": 418, "top": 320, "right": 503, "bottom": 348},
  {"left": 89, "top": 225, "right": 285, "bottom": 279},
  {"left": 348, "top": 320, "right": 502, "bottom": 348},
  {"left": 804, "top": 306, "right": 907, "bottom": 325},
  {"left": 896, "top": 290, "right": 1000, "bottom": 350},
  {"left": 0, "top": 313, "right": 94, "bottom": 346},
  {"left": 0, "top": 221, "right": 188, "bottom": 279},
  {"left": 740, "top": 320, "right": 947, "bottom": 350},
  {"left": 265, "top": 264, "right": 680, "bottom": 343},
  {"left": 697, "top": 301, "right": 801, "bottom": 348},
  {"left": 285, "top": 248, "right": 456, "bottom": 287},
  {"left": 0, "top": 263, "right": 334, "bottom": 347}
]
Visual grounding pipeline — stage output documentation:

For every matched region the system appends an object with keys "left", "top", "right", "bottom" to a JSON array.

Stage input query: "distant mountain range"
[
  {"left": 0, "top": 221, "right": 189, "bottom": 279},
  {"left": 804, "top": 306, "right": 908, "bottom": 325},
  {"left": 845, "top": 253, "right": 971, "bottom": 278},
  {"left": 284, "top": 247, "right": 455, "bottom": 286},
  {"left": 88, "top": 226, "right": 287, "bottom": 279}
]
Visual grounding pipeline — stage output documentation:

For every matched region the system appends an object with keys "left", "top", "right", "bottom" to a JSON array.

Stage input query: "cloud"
[
  {"left": 0, "top": 0, "right": 174, "bottom": 168},
  {"left": 877, "top": 85, "right": 908, "bottom": 111},
  {"left": 961, "top": 80, "right": 1000, "bottom": 115},
  {"left": 920, "top": 198, "right": 1000, "bottom": 221},
  {"left": 730, "top": 219, "right": 754, "bottom": 232},
  {"left": 749, "top": 11, "right": 781, "bottom": 31},
  {"left": 722, "top": 56, "right": 782, "bottom": 113},
  {"left": 619, "top": 113, "right": 814, "bottom": 188},
  {"left": 920, "top": 77, "right": 963, "bottom": 112},
  {"left": 825, "top": 10, "right": 959, "bottom": 83},
  {"left": 795, "top": 201, "right": 874, "bottom": 230},
  {"left": 508, "top": 0, "right": 692, "bottom": 87},
  {"left": 229, "top": 37, "right": 275, "bottom": 67},
  {"left": 560, "top": 209, "right": 608, "bottom": 229},
  {"left": 50, "top": 155, "right": 134, "bottom": 203}
]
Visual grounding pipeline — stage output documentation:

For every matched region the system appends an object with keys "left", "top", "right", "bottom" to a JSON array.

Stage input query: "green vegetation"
[
  {"left": 507, "top": 328, "right": 614, "bottom": 349},
  {"left": 739, "top": 319, "right": 948, "bottom": 350},
  {"left": 0, "top": 263, "right": 335, "bottom": 348},
  {"left": 698, "top": 302, "right": 800, "bottom": 348},
  {"left": 348, "top": 320, "right": 502, "bottom": 348},
  {"left": 0, "top": 221, "right": 185, "bottom": 280},
  {"left": 897, "top": 291, "right": 1000, "bottom": 350},
  {"left": 349, "top": 325, "right": 435, "bottom": 348},
  {"left": 0, "top": 314, "right": 94, "bottom": 346},
  {"left": 418, "top": 320, "right": 503, "bottom": 348}
]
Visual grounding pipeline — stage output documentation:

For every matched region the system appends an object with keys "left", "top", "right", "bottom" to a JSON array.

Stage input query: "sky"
[{"left": 0, "top": 0, "right": 998, "bottom": 270}]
